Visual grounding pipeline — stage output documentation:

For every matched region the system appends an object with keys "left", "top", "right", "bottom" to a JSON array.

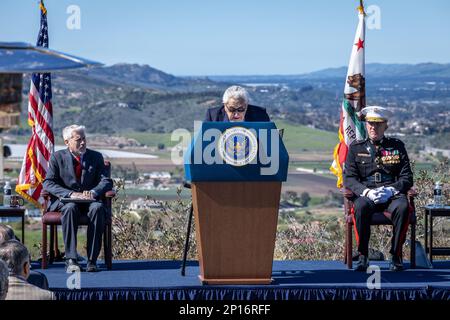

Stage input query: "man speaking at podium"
[
  {"left": 189, "top": 85, "right": 288, "bottom": 285},
  {"left": 204, "top": 85, "right": 270, "bottom": 122}
]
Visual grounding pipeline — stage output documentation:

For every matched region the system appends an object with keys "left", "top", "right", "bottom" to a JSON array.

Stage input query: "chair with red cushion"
[{"left": 40, "top": 161, "right": 115, "bottom": 270}]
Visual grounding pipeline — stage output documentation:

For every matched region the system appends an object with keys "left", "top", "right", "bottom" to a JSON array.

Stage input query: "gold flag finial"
[
  {"left": 357, "top": 0, "right": 366, "bottom": 15},
  {"left": 39, "top": 0, "right": 47, "bottom": 15}
]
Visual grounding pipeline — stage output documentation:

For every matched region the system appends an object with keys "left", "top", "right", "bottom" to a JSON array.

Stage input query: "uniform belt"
[{"left": 362, "top": 173, "right": 395, "bottom": 183}]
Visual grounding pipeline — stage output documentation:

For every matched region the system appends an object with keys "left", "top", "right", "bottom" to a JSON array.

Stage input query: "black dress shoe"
[
  {"left": 86, "top": 261, "right": 98, "bottom": 272},
  {"left": 65, "top": 258, "right": 82, "bottom": 273},
  {"left": 354, "top": 255, "right": 369, "bottom": 272},
  {"left": 390, "top": 255, "right": 404, "bottom": 271}
]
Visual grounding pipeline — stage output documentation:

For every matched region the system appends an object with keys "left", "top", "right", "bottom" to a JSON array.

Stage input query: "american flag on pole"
[
  {"left": 16, "top": 1, "right": 54, "bottom": 208},
  {"left": 330, "top": 1, "right": 367, "bottom": 188}
]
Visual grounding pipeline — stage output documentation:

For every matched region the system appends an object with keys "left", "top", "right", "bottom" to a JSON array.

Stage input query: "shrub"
[
  {"left": 110, "top": 160, "right": 449, "bottom": 261},
  {"left": 112, "top": 180, "right": 196, "bottom": 260}
]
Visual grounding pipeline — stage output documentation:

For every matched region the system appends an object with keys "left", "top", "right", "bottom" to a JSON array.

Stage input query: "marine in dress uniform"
[{"left": 344, "top": 106, "right": 414, "bottom": 271}]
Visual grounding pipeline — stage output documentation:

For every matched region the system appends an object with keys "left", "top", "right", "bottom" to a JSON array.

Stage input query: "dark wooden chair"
[
  {"left": 40, "top": 161, "right": 115, "bottom": 270},
  {"left": 343, "top": 187, "right": 417, "bottom": 269}
]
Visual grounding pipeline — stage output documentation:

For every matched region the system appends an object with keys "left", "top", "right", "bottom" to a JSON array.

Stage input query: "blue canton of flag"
[{"left": 33, "top": 2, "right": 52, "bottom": 104}]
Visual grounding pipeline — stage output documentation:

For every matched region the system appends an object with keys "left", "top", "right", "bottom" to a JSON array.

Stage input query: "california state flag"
[{"left": 330, "top": 5, "right": 367, "bottom": 188}]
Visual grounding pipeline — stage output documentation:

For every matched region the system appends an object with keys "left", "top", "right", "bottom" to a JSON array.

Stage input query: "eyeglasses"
[{"left": 225, "top": 105, "right": 247, "bottom": 113}]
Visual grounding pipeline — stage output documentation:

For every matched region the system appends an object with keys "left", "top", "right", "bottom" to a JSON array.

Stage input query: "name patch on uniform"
[{"left": 357, "top": 153, "right": 371, "bottom": 157}]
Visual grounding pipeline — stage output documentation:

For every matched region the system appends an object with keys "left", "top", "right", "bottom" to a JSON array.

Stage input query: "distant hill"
[
  {"left": 20, "top": 63, "right": 230, "bottom": 134},
  {"left": 21, "top": 65, "right": 228, "bottom": 135},
  {"left": 62, "top": 63, "right": 223, "bottom": 92},
  {"left": 13, "top": 62, "right": 449, "bottom": 140},
  {"left": 83, "top": 63, "right": 182, "bottom": 87},
  {"left": 301, "top": 63, "right": 450, "bottom": 79},
  {"left": 49, "top": 62, "right": 450, "bottom": 92},
  {"left": 208, "top": 63, "right": 450, "bottom": 83}
]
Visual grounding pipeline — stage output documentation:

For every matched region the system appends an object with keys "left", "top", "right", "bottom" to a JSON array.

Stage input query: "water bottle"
[
  {"left": 433, "top": 181, "right": 443, "bottom": 208},
  {"left": 3, "top": 181, "right": 11, "bottom": 207}
]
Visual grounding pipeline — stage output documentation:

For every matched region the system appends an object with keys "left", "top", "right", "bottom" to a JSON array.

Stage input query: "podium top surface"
[{"left": 184, "top": 122, "right": 289, "bottom": 182}]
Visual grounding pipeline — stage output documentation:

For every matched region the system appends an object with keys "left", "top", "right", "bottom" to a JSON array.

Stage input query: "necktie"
[{"left": 74, "top": 156, "right": 82, "bottom": 182}]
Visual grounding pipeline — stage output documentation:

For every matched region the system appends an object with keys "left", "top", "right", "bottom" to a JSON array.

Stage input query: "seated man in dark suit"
[
  {"left": 43, "top": 125, "right": 113, "bottom": 272},
  {"left": 205, "top": 85, "right": 270, "bottom": 122}
]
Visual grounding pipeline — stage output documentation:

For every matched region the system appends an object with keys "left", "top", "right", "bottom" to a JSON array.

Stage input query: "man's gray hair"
[
  {"left": 62, "top": 124, "right": 86, "bottom": 141},
  {"left": 222, "top": 85, "right": 250, "bottom": 105},
  {"left": 0, "top": 240, "right": 30, "bottom": 276},
  {"left": 0, "top": 225, "right": 15, "bottom": 245},
  {"left": 0, "top": 259, "right": 8, "bottom": 300}
]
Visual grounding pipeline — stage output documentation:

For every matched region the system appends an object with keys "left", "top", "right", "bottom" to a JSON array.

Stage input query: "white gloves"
[
  {"left": 364, "top": 189, "right": 380, "bottom": 202},
  {"left": 375, "top": 187, "right": 393, "bottom": 204},
  {"left": 384, "top": 186, "right": 399, "bottom": 196},
  {"left": 362, "top": 186, "right": 398, "bottom": 204}
]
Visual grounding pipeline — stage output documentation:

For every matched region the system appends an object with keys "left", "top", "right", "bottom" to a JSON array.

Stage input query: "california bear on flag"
[{"left": 330, "top": 2, "right": 368, "bottom": 188}]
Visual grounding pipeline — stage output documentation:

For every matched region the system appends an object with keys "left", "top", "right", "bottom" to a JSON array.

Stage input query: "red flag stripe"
[
  {"left": 28, "top": 94, "right": 55, "bottom": 145},
  {"left": 34, "top": 130, "right": 52, "bottom": 161},
  {"left": 29, "top": 84, "right": 54, "bottom": 137},
  {"left": 28, "top": 145, "right": 47, "bottom": 182},
  {"left": 29, "top": 82, "right": 53, "bottom": 121}
]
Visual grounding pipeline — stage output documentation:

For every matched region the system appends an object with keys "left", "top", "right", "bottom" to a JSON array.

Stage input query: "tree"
[
  {"left": 285, "top": 191, "right": 299, "bottom": 203},
  {"left": 127, "top": 162, "right": 139, "bottom": 181},
  {"left": 299, "top": 192, "right": 311, "bottom": 207}
]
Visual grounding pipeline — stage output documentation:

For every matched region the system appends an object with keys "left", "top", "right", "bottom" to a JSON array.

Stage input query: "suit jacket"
[
  {"left": 204, "top": 104, "right": 270, "bottom": 122},
  {"left": 5, "top": 276, "right": 55, "bottom": 300},
  {"left": 28, "top": 270, "right": 49, "bottom": 290},
  {"left": 43, "top": 148, "right": 113, "bottom": 212}
]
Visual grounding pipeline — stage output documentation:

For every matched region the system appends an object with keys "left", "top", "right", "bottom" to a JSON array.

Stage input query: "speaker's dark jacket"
[{"left": 204, "top": 104, "right": 270, "bottom": 122}]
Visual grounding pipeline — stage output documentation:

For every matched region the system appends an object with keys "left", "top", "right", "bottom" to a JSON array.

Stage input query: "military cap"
[{"left": 362, "top": 106, "right": 392, "bottom": 122}]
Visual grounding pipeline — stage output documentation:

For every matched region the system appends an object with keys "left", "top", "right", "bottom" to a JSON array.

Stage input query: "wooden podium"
[{"left": 185, "top": 122, "right": 289, "bottom": 285}]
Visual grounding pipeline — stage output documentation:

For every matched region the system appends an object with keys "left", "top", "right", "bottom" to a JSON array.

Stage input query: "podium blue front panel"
[{"left": 184, "top": 122, "right": 289, "bottom": 182}]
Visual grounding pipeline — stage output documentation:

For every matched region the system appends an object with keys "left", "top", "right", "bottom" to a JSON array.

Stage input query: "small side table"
[
  {"left": 424, "top": 205, "right": 450, "bottom": 264},
  {"left": 0, "top": 206, "right": 26, "bottom": 243}
]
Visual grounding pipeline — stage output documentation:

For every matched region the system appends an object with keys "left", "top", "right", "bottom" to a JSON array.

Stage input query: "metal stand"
[
  {"left": 181, "top": 182, "right": 193, "bottom": 276},
  {"left": 0, "top": 137, "right": 4, "bottom": 180},
  {"left": 181, "top": 204, "right": 194, "bottom": 276}
]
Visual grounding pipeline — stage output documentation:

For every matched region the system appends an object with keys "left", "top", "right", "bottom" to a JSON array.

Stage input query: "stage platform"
[{"left": 33, "top": 260, "right": 450, "bottom": 301}]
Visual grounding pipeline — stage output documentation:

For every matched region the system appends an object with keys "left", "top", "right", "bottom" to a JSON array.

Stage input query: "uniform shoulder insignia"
[{"left": 386, "top": 137, "right": 404, "bottom": 145}]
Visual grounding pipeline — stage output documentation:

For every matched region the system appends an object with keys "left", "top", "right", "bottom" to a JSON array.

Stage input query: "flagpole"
[
  {"left": 0, "top": 137, "right": 4, "bottom": 180},
  {"left": 330, "top": 0, "right": 367, "bottom": 188},
  {"left": 40, "top": 0, "right": 47, "bottom": 15},
  {"left": 15, "top": 0, "right": 53, "bottom": 208},
  {"left": 358, "top": 0, "right": 366, "bottom": 15}
]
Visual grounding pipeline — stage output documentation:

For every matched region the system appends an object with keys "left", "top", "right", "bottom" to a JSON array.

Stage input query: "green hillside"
[
  {"left": 124, "top": 132, "right": 179, "bottom": 148},
  {"left": 124, "top": 120, "right": 338, "bottom": 152},
  {"left": 274, "top": 120, "right": 338, "bottom": 152}
]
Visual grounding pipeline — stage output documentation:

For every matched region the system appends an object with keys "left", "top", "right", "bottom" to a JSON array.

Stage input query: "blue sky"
[{"left": 1, "top": 0, "right": 449, "bottom": 75}]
